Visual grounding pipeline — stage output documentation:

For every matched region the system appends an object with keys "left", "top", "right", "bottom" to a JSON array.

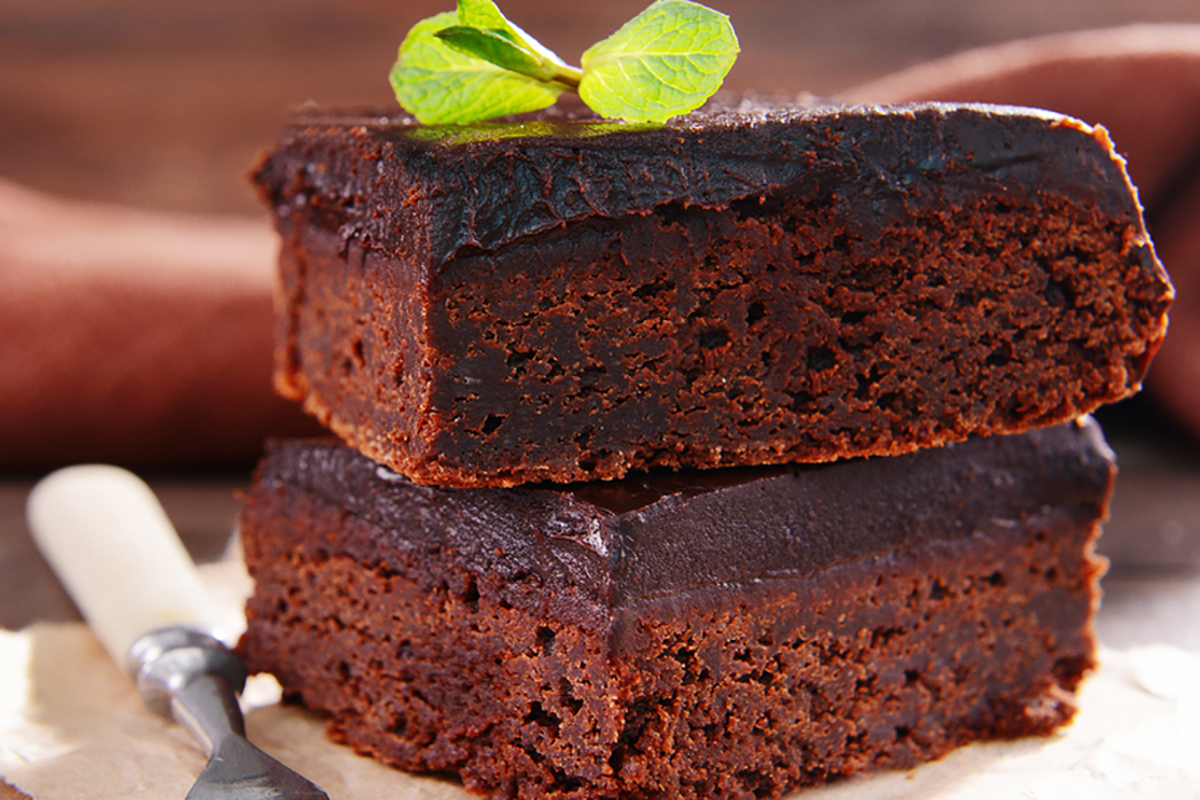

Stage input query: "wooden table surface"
[{"left": 4, "top": 1, "right": 1200, "bottom": 797}]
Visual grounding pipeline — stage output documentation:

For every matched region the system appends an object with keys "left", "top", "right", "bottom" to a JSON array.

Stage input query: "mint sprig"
[{"left": 390, "top": 0, "right": 739, "bottom": 125}]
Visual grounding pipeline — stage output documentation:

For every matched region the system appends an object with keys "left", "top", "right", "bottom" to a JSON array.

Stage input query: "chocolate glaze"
[
  {"left": 255, "top": 417, "right": 1114, "bottom": 617},
  {"left": 253, "top": 102, "right": 1152, "bottom": 271}
]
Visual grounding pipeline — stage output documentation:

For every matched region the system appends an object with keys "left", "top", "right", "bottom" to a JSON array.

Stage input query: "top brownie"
[{"left": 253, "top": 101, "right": 1172, "bottom": 487}]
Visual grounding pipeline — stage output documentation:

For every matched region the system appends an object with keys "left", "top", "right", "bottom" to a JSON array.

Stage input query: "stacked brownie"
[{"left": 238, "top": 101, "right": 1173, "bottom": 799}]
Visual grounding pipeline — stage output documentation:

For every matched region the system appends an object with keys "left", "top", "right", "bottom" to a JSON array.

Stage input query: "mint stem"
[
  {"left": 546, "top": 63, "right": 583, "bottom": 90},
  {"left": 394, "top": 0, "right": 738, "bottom": 125}
]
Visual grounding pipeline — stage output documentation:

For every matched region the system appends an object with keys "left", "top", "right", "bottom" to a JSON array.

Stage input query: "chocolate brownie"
[
  {"left": 251, "top": 102, "right": 1171, "bottom": 487},
  {"left": 237, "top": 417, "right": 1113, "bottom": 799}
]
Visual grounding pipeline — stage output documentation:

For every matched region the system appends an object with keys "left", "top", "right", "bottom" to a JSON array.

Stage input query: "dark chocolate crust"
[
  {"left": 255, "top": 103, "right": 1147, "bottom": 267},
  {"left": 253, "top": 102, "right": 1170, "bottom": 487},
  {"left": 238, "top": 419, "right": 1114, "bottom": 799}
]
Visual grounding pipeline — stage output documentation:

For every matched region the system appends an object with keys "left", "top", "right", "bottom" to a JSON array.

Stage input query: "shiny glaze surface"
[
  {"left": 253, "top": 102, "right": 1149, "bottom": 271},
  {"left": 255, "top": 419, "right": 1114, "bottom": 612}
]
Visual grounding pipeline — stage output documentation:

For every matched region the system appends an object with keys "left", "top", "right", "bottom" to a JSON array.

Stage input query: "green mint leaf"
[
  {"left": 579, "top": 0, "right": 739, "bottom": 123},
  {"left": 389, "top": 12, "right": 562, "bottom": 124},
  {"left": 456, "top": 0, "right": 508, "bottom": 30},
  {"left": 435, "top": 26, "right": 549, "bottom": 78},
  {"left": 435, "top": 26, "right": 581, "bottom": 88},
  {"left": 456, "top": 0, "right": 574, "bottom": 72}
]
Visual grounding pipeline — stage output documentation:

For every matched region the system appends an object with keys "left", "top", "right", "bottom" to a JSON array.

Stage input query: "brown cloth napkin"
[
  {"left": 0, "top": 181, "right": 319, "bottom": 469},
  {"left": 1, "top": 23, "right": 1195, "bottom": 469}
]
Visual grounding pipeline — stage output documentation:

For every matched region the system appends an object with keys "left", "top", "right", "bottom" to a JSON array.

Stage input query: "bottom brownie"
[{"left": 238, "top": 419, "right": 1113, "bottom": 799}]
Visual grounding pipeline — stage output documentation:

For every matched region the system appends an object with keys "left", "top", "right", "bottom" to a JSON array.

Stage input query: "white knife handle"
[{"left": 26, "top": 464, "right": 225, "bottom": 669}]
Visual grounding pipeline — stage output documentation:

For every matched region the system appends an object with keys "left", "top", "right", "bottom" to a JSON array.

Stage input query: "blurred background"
[
  {"left": 5, "top": 0, "right": 1200, "bottom": 215},
  {"left": 1, "top": 0, "right": 1199, "bottom": 659}
]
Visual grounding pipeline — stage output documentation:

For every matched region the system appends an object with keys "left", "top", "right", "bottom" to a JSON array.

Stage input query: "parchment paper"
[{"left": 3, "top": 558, "right": 1198, "bottom": 799}]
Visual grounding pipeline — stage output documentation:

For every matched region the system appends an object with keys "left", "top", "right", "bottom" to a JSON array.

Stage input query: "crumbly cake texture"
[
  {"left": 251, "top": 102, "right": 1171, "bottom": 488},
  {"left": 237, "top": 418, "right": 1113, "bottom": 800}
]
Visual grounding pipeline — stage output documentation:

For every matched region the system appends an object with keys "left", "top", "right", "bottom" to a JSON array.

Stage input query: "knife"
[{"left": 26, "top": 464, "right": 330, "bottom": 800}]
